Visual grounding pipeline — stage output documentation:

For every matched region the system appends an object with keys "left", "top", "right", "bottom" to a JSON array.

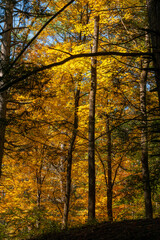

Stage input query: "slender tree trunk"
[
  {"left": 36, "top": 178, "right": 42, "bottom": 229},
  {"left": 106, "top": 115, "right": 113, "bottom": 221},
  {"left": 88, "top": 16, "right": 99, "bottom": 221},
  {"left": 0, "top": 0, "right": 13, "bottom": 177},
  {"left": 0, "top": 92, "right": 7, "bottom": 178},
  {"left": 62, "top": 89, "right": 80, "bottom": 229},
  {"left": 60, "top": 142, "right": 66, "bottom": 203},
  {"left": 140, "top": 57, "right": 153, "bottom": 219},
  {"left": 36, "top": 161, "right": 44, "bottom": 229},
  {"left": 146, "top": 0, "right": 160, "bottom": 106}
]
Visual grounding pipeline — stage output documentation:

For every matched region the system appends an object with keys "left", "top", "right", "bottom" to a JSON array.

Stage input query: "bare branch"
[
  {"left": 3, "top": 0, "right": 75, "bottom": 77},
  {"left": 0, "top": 51, "right": 152, "bottom": 92}
]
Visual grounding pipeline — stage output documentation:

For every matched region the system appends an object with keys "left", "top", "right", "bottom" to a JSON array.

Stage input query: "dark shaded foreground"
[{"left": 29, "top": 218, "right": 160, "bottom": 240}]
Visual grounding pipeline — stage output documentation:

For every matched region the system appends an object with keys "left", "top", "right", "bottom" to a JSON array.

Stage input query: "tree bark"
[
  {"left": 140, "top": 57, "right": 153, "bottom": 219},
  {"left": 0, "top": 0, "right": 13, "bottom": 177},
  {"left": 106, "top": 115, "right": 113, "bottom": 221},
  {"left": 60, "top": 142, "right": 66, "bottom": 203},
  {"left": 88, "top": 16, "right": 99, "bottom": 221},
  {"left": 62, "top": 89, "right": 80, "bottom": 229},
  {"left": 146, "top": 0, "right": 160, "bottom": 107}
]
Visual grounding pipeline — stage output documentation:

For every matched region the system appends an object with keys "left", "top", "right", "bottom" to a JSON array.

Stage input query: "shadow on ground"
[{"left": 29, "top": 218, "right": 160, "bottom": 240}]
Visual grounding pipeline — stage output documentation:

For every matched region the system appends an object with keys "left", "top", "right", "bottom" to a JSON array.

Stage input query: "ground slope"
[{"left": 30, "top": 218, "right": 160, "bottom": 240}]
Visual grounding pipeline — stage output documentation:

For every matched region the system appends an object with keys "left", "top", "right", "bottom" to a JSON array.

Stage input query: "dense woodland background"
[{"left": 0, "top": 0, "right": 160, "bottom": 239}]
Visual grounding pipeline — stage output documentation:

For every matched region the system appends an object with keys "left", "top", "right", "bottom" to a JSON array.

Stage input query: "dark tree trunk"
[
  {"left": 140, "top": 57, "right": 153, "bottom": 219},
  {"left": 36, "top": 172, "right": 42, "bottom": 229},
  {"left": 88, "top": 16, "right": 99, "bottom": 221},
  {"left": 62, "top": 89, "right": 80, "bottom": 229},
  {"left": 60, "top": 142, "right": 66, "bottom": 204},
  {"left": 0, "top": 0, "right": 13, "bottom": 177},
  {"left": 146, "top": 0, "right": 160, "bottom": 106},
  {"left": 0, "top": 92, "right": 7, "bottom": 177},
  {"left": 106, "top": 116, "right": 113, "bottom": 221}
]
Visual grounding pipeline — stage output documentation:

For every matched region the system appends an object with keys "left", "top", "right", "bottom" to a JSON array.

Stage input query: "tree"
[
  {"left": 139, "top": 36, "right": 153, "bottom": 218},
  {"left": 88, "top": 15, "right": 99, "bottom": 222},
  {"left": 146, "top": 0, "right": 160, "bottom": 106},
  {"left": 106, "top": 115, "right": 113, "bottom": 221},
  {"left": 0, "top": 0, "right": 13, "bottom": 177},
  {"left": 140, "top": 31, "right": 153, "bottom": 218},
  {"left": 62, "top": 87, "right": 80, "bottom": 229},
  {"left": 0, "top": 0, "right": 75, "bottom": 177}
]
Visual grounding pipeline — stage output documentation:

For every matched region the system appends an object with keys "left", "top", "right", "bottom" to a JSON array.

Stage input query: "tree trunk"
[
  {"left": 60, "top": 142, "right": 66, "bottom": 203},
  {"left": 146, "top": 0, "right": 160, "bottom": 106},
  {"left": 62, "top": 89, "right": 80, "bottom": 229},
  {"left": 36, "top": 178, "right": 42, "bottom": 229},
  {"left": 106, "top": 115, "right": 113, "bottom": 221},
  {"left": 88, "top": 16, "right": 99, "bottom": 221},
  {"left": 0, "top": 0, "right": 13, "bottom": 177},
  {"left": 140, "top": 57, "right": 153, "bottom": 219}
]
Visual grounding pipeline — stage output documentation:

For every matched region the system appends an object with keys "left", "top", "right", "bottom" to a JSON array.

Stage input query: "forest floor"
[{"left": 30, "top": 218, "right": 160, "bottom": 240}]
